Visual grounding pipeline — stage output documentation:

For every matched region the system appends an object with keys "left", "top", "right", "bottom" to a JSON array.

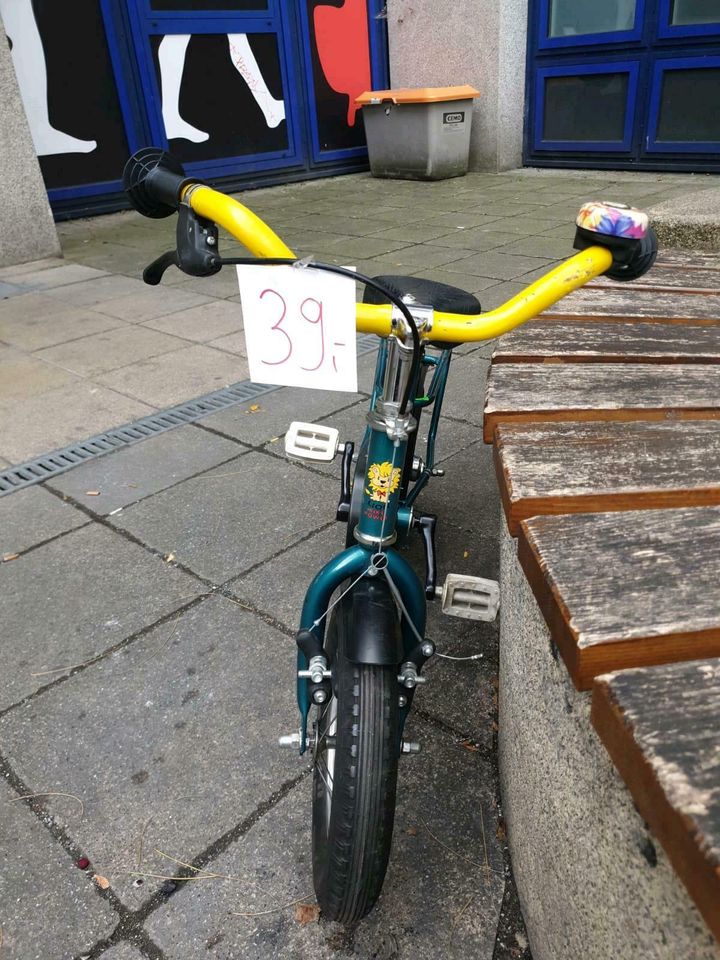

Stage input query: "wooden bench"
[
  {"left": 484, "top": 257, "right": 720, "bottom": 955},
  {"left": 592, "top": 660, "right": 720, "bottom": 944}
]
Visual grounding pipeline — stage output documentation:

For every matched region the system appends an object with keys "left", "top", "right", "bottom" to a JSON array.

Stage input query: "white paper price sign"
[{"left": 237, "top": 264, "right": 358, "bottom": 393}]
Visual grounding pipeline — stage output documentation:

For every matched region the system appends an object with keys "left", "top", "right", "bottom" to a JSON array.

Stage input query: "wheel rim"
[{"left": 313, "top": 696, "right": 337, "bottom": 833}]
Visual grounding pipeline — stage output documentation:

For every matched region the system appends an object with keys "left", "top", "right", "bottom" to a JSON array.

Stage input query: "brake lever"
[
  {"left": 141, "top": 205, "right": 222, "bottom": 286},
  {"left": 143, "top": 250, "right": 179, "bottom": 286}
]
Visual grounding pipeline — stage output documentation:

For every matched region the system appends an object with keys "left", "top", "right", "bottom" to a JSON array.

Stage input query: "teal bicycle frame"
[{"left": 296, "top": 333, "right": 453, "bottom": 752}]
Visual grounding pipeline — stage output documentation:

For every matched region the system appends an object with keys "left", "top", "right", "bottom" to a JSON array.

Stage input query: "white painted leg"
[
  {"left": 226, "top": 34, "right": 286, "bottom": 129},
  {"left": 158, "top": 34, "right": 209, "bottom": 143},
  {"left": 0, "top": 0, "right": 97, "bottom": 155}
]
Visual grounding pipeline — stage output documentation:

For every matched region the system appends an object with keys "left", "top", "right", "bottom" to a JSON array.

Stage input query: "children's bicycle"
[{"left": 123, "top": 148, "right": 657, "bottom": 922}]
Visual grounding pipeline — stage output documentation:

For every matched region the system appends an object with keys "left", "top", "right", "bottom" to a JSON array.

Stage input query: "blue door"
[{"left": 526, "top": 0, "right": 720, "bottom": 170}]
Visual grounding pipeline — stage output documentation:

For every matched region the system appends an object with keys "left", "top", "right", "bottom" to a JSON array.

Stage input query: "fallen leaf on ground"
[
  {"left": 93, "top": 874, "right": 110, "bottom": 889},
  {"left": 2, "top": 553, "right": 19, "bottom": 562},
  {"left": 463, "top": 550, "right": 470, "bottom": 559},
  {"left": 406, "top": 825, "right": 419, "bottom": 836},
  {"left": 246, "top": 404, "right": 261, "bottom": 414},
  {"left": 85, "top": 490, "right": 100, "bottom": 497},
  {"left": 496, "top": 818, "right": 507, "bottom": 841},
  {"left": 460, "top": 739, "right": 480, "bottom": 752},
  {"left": 294, "top": 902, "right": 320, "bottom": 925},
  {"left": 164, "top": 553, "right": 175, "bottom": 562}
]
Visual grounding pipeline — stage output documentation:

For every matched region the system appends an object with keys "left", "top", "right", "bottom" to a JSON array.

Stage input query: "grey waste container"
[{"left": 356, "top": 85, "right": 479, "bottom": 181}]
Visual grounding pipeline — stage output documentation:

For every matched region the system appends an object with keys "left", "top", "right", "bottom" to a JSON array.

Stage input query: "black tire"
[{"left": 311, "top": 605, "right": 399, "bottom": 922}]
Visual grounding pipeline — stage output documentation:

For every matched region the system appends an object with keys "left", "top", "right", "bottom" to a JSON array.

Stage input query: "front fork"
[{"left": 296, "top": 546, "right": 426, "bottom": 752}]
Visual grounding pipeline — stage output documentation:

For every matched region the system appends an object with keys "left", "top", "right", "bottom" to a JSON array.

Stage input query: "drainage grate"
[{"left": 0, "top": 335, "right": 379, "bottom": 497}]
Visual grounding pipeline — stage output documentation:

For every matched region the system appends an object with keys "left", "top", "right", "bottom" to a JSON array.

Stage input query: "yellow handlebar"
[{"left": 185, "top": 184, "right": 613, "bottom": 343}]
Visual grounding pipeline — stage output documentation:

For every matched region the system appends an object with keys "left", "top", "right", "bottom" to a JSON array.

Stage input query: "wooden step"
[
  {"left": 542, "top": 288, "right": 720, "bottom": 324},
  {"left": 494, "top": 420, "right": 720, "bottom": 535},
  {"left": 492, "top": 320, "right": 720, "bottom": 365},
  {"left": 592, "top": 659, "right": 720, "bottom": 943},
  {"left": 517, "top": 506, "right": 720, "bottom": 690},
  {"left": 590, "top": 266, "right": 720, "bottom": 295},
  {"left": 483, "top": 363, "right": 720, "bottom": 442}
]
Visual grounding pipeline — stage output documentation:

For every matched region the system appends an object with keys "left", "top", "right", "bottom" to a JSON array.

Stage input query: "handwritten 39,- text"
[{"left": 237, "top": 264, "right": 358, "bottom": 393}]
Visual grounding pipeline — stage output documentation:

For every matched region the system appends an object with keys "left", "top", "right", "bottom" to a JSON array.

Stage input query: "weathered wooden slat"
[
  {"left": 492, "top": 320, "right": 720, "bottom": 364},
  {"left": 656, "top": 250, "right": 720, "bottom": 270},
  {"left": 494, "top": 420, "right": 720, "bottom": 535},
  {"left": 517, "top": 506, "right": 720, "bottom": 689},
  {"left": 483, "top": 363, "right": 720, "bottom": 442},
  {"left": 592, "top": 659, "right": 720, "bottom": 942},
  {"left": 591, "top": 266, "right": 720, "bottom": 294},
  {"left": 542, "top": 288, "right": 720, "bottom": 324}
]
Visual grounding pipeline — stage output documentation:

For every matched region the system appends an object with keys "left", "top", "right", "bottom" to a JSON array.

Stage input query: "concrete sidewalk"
[{"left": 0, "top": 166, "right": 712, "bottom": 959}]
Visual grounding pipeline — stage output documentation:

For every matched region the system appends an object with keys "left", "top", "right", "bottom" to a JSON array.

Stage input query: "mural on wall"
[
  {"left": 159, "top": 33, "right": 285, "bottom": 144},
  {"left": 1, "top": 0, "right": 95, "bottom": 155},
  {"left": 0, "top": 0, "right": 128, "bottom": 190},
  {"left": 307, "top": 0, "right": 372, "bottom": 152},
  {"left": 151, "top": 32, "right": 288, "bottom": 164}
]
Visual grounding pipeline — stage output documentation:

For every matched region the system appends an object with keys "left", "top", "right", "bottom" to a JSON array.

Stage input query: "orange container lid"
[{"left": 355, "top": 84, "right": 480, "bottom": 105}]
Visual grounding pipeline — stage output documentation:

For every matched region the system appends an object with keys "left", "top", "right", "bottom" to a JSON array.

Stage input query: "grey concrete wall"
[
  {"left": 0, "top": 19, "right": 59, "bottom": 267},
  {"left": 386, "top": 0, "right": 528, "bottom": 171},
  {"left": 498, "top": 517, "right": 720, "bottom": 960}
]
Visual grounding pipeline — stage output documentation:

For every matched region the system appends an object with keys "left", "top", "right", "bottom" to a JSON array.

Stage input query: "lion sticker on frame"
[{"left": 366, "top": 462, "right": 401, "bottom": 504}]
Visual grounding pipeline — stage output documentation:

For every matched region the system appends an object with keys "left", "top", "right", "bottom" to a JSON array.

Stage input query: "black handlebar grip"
[{"left": 123, "top": 147, "right": 197, "bottom": 219}]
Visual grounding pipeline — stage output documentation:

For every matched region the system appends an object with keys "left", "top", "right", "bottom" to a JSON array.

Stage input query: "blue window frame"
[
  {"left": 124, "top": 1, "right": 304, "bottom": 182},
  {"left": 532, "top": 62, "right": 640, "bottom": 152},
  {"left": 537, "top": 0, "right": 646, "bottom": 49},
  {"left": 658, "top": 0, "right": 720, "bottom": 37},
  {"left": 646, "top": 55, "right": 720, "bottom": 151}
]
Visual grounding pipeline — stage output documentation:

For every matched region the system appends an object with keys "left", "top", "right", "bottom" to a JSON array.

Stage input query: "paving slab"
[
  {"left": 8, "top": 263, "right": 107, "bottom": 291},
  {"left": 197, "top": 385, "right": 367, "bottom": 448},
  {"left": 0, "top": 485, "right": 87, "bottom": 556},
  {"left": 97, "top": 345, "right": 249, "bottom": 408},
  {"left": 228, "top": 524, "right": 339, "bottom": 633},
  {"left": 0, "top": 292, "right": 122, "bottom": 351},
  {"left": 34, "top": 325, "right": 187, "bottom": 377},
  {"left": 0, "top": 522, "right": 203, "bottom": 710},
  {"left": 429, "top": 228, "right": 520, "bottom": 251},
  {"left": 49, "top": 424, "right": 245, "bottom": 515},
  {"left": 41, "top": 273, "right": 150, "bottom": 307},
  {"left": 421, "top": 440, "right": 499, "bottom": 540},
  {"left": 142, "top": 299, "right": 244, "bottom": 342},
  {"left": 0, "top": 779, "right": 118, "bottom": 960},
  {"left": 94, "top": 287, "right": 214, "bottom": 324},
  {"left": 0, "top": 382, "right": 154, "bottom": 465},
  {"left": 441, "top": 250, "right": 553, "bottom": 281},
  {"left": 0, "top": 345, "right": 79, "bottom": 400},
  {"left": 111, "top": 452, "right": 336, "bottom": 583},
  {"left": 0, "top": 596, "right": 298, "bottom": 911},
  {"left": 145, "top": 725, "right": 504, "bottom": 960}
]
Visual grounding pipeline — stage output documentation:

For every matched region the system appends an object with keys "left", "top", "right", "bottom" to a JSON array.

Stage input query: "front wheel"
[{"left": 311, "top": 617, "right": 399, "bottom": 922}]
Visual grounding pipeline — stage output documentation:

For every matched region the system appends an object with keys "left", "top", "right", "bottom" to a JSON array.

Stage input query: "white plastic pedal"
[
  {"left": 436, "top": 573, "right": 500, "bottom": 622},
  {"left": 285, "top": 422, "right": 341, "bottom": 462}
]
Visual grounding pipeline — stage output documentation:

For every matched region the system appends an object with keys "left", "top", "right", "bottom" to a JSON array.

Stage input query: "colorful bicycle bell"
[{"left": 576, "top": 201, "right": 649, "bottom": 240}]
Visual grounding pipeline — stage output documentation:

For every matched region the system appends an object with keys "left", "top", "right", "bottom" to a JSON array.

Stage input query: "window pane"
[
  {"left": 549, "top": 0, "right": 636, "bottom": 37},
  {"left": 657, "top": 68, "right": 720, "bottom": 141},
  {"left": 671, "top": 0, "right": 720, "bottom": 24},
  {"left": 543, "top": 73, "right": 628, "bottom": 142}
]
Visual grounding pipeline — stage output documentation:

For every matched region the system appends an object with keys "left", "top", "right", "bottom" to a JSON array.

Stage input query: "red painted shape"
[{"left": 313, "top": 0, "right": 372, "bottom": 127}]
